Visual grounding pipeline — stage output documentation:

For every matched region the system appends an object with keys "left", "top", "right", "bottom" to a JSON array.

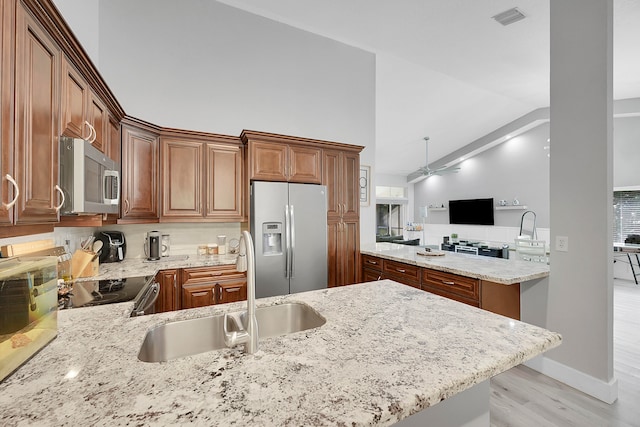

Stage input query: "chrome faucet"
[{"left": 223, "top": 230, "right": 259, "bottom": 354}]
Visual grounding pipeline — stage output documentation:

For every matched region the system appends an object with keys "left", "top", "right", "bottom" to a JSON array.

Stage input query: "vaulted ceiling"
[{"left": 218, "top": 0, "right": 640, "bottom": 175}]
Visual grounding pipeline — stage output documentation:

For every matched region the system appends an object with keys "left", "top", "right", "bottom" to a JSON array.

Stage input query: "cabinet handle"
[
  {"left": 396, "top": 269, "right": 406, "bottom": 273},
  {"left": 226, "top": 287, "right": 241, "bottom": 292},
  {"left": 124, "top": 199, "right": 130, "bottom": 214},
  {"left": 173, "top": 273, "right": 177, "bottom": 288},
  {"left": 2, "top": 174, "right": 19, "bottom": 209},
  {"left": 54, "top": 185, "right": 65, "bottom": 212},
  {"left": 367, "top": 260, "right": 378, "bottom": 265},
  {"left": 84, "top": 121, "right": 96, "bottom": 143},
  {"left": 210, "top": 272, "right": 223, "bottom": 277},
  {"left": 342, "top": 204, "right": 347, "bottom": 214},
  {"left": 442, "top": 280, "right": 455, "bottom": 285}
]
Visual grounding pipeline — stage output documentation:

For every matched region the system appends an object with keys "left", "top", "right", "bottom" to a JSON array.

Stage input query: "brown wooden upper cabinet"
[
  {"left": 60, "top": 58, "right": 110, "bottom": 155},
  {"left": 0, "top": 0, "right": 14, "bottom": 226},
  {"left": 244, "top": 135, "right": 322, "bottom": 184},
  {"left": 121, "top": 123, "right": 159, "bottom": 222},
  {"left": 60, "top": 57, "right": 89, "bottom": 140},
  {"left": 160, "top": 135, "right": 244, "bottom": 222},
  {"left": 12, "top": 3, "right": 62, "bottom": 224}
]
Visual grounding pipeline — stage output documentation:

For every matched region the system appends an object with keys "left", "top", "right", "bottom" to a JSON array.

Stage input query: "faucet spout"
[{"left": 224, "top": 230, "right": 258, "bottom": 354}]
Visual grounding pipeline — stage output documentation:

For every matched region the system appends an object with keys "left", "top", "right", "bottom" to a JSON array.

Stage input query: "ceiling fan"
[{"left": 416, "top": 136, "right": 460, "bottom": 178}]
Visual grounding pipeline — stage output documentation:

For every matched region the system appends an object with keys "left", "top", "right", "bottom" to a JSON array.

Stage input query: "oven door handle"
[{"left": 131, "top": 282, "right": 160, "bottom": 317}]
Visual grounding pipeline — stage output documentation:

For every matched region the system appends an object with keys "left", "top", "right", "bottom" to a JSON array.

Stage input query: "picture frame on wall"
[{"left": 360, "top": 165, "right": 370, "bottom": 206}]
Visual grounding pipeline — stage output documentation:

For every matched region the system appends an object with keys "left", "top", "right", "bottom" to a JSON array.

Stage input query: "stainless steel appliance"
[
  {"left": 144, "top": 231, "right": 161, "bottom": 261},
  {"left": 94, "top": 231, "right": 126, "bottom": 263},
  {"left": 0, "top": 256, "right": 58, "bottom": 382},
  {"left": 58, "top": 275, "right": 158, "bottom": 316},
  {"left": 59, "top": 137, "right": 120, "bottom": 215},
  {"left": 250, "top": 181, "right": 328, "bottom": 298}
]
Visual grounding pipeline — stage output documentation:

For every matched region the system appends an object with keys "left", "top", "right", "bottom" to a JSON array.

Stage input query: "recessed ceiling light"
[{"left": 492, "top": 7, "right": 526, "bottom": 26}]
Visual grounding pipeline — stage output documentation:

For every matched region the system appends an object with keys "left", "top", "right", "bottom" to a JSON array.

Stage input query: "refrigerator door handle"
[
  {"left": 284, "top": 204, "right": 291, "bottom": 278},
  {"left": 290, "top": 204, "right": 295, "bottom": 278}
]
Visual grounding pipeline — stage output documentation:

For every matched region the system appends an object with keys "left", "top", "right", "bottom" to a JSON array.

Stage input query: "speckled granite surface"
[
  {"left": 0, "top": 280, "right": 560, "bottom": 426},
  {"left": 361, "top": 242, "right": 550, "bottom": 284},
  {"left": 86, "top": 254, "right": 238, "bottom": 281}
]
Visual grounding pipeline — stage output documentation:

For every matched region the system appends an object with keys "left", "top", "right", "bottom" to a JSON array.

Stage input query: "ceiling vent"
[{"left": 492, "top": 7, "right": 526, "bottom": 26}]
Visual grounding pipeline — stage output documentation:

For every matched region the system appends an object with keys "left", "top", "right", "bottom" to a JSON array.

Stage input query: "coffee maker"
[
  {"left": 145, "top": 231, "right": 162, "bottom": 261},
  {"left": 94, "top": 231, "right": 126, "bottom": 263}
]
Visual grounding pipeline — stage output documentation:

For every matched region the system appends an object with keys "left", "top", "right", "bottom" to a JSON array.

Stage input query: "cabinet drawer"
[
  {"left": 422, "top": 269, "right": 479, "bottom": 301},
  {"left": 383, "top": 259, "right": 421, "bottom": 283},
  {"left": 422, "top": 285, "right": 480, "bottom": 308},
  {"left": 182, "top": 265, "right": 244, "bottom": 285},
  {"left": 361, "top": 254, "right": 383, "bottom": 271}
]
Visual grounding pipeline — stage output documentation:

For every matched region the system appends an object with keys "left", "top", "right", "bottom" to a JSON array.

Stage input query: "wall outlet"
[{"left": 556, "top": 235, "right": 569, "bottom": 252}]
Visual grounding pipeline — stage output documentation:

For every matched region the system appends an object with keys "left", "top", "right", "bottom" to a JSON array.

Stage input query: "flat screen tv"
[{"left": 448, "top": 198, "right": 494, "bottom": 226}]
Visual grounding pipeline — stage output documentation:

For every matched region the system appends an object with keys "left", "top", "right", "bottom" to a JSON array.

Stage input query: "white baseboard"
[{"left": 525, "top": 355, "right": 618, "bottom": 404}]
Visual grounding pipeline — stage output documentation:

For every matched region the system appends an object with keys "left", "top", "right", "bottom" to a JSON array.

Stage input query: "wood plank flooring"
[{"left": 490, "top": 279, "right": 640, "bottom": 427}]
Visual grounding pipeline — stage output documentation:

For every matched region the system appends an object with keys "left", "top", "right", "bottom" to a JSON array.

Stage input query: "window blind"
[{"left": 613, "top": 191, "right": 640, "bottom": 243}]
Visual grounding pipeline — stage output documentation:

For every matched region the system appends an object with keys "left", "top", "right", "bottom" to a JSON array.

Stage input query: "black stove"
[{"left": 59, "top": 276, "right": 153, "bottom": 309}]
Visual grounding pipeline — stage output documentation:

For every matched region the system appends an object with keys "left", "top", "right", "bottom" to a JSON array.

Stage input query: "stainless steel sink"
[{"left": 138, "top": 302, "right": 326, "bottom": 363}]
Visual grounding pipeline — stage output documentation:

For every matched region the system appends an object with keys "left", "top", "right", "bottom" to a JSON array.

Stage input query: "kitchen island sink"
[{"left": 138, "top": 302, "right": 326, "bottom": 362}]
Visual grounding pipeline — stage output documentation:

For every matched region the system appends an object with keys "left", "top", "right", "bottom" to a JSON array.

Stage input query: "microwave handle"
[{"left": 103, "top": 170, "right": 120, "bottom": 205}]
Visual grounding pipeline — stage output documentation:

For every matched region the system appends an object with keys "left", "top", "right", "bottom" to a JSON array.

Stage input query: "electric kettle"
[{"left": 144, "top": 231, "right": 162, "bottom": 261}]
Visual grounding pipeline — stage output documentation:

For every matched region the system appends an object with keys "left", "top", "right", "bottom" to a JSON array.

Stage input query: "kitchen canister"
[{"left": 217, "top": 235, "right": 227, "bottom": 255}]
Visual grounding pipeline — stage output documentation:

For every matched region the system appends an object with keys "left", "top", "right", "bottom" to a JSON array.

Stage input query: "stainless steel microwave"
[{"left": 59, "top": 137, "right": 120, "bottom": 215}]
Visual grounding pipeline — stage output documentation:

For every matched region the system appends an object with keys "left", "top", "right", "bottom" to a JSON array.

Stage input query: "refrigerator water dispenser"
[{"left": 262, "top": 223, "right": 283, "bottom": 256}]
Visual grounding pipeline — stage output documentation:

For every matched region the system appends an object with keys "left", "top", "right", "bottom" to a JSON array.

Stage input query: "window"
[
  {"left": 376, "top": 203, "right": 403, "bottom": 237},
  {"left": 375, "top": 185, "right": 407, "bottom": 237},
  {"left": 613, "top": 190, "right": 640, "bottom": 243}
]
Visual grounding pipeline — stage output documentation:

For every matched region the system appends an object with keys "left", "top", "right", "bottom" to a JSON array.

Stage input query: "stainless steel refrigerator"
[{"left": 250, "top": 181, "right": 328, "bottom": 298}]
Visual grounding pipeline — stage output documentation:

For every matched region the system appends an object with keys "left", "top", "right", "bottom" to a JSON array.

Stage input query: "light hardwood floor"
[{"left": 490, "top": 279, "right": 640, "bottom": 427}]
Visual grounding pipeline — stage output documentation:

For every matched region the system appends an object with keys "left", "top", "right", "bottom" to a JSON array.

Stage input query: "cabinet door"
[
  {"left": 362, "top": 268, "right": 382, "bottom": 283},
  {"left": 288, "top": 145, "right": 322, "bottom": 184},
  {"left": 60, "top": 58, "right": 88, "bottom": 139},
  {"left": 108, "top": 115, "right": 120, "bottom": 165},
  {"left": 0, "top": 0, "right": 14, "bottom": 225},
  {"left": 323, "top": 150, "right": 341, "bottom": 219},
  {"left": 88, "top": 92, "right": 107, "bottom": 154},
  {"left": 182, "top": 283, "right": 216, "bottom": 309},
  {"left": 341, "top": 220, "right": 360, "bottom": 285},
  {"left": 326, "top": 220, "right": 340, "bottom": 287},
  {"left": 121, "top": 125, "right": 158, "bottom": 220},
  {"left": 14, "top": 5, "right": 61, "bottom": 224},
  {"left": 154, "top": 269, "right": 180, "bottom": 313},
  {"left": 249, "top": 141, "right": 287, "bottom": 181},
  {"left": 161, "top": 138, "right": 203, "bottom": 218},
  {"left": 341, "top": 151, "right": 360, "bottom": 219},
  {"left": 205, "top": 142, "right": 243, "bottom": 220},
  {"left": 217, "top": 279, "right": 247, "bottom": 304}
]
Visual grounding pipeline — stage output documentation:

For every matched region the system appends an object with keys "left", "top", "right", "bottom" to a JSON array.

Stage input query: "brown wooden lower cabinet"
[
  {"left": 153, "top": 266, "right": 247, "bottom": 313},
  {"left": 154, "top": 269, "right": 180, "bottom": 313},
  {"left": 360, "top": 254, "right": 520, "bottom": 320},
  {"left": 181, "top": 265, "right": 247, "bottom": 310}
]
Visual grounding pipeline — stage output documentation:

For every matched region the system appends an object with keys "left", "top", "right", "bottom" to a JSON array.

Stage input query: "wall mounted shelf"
[
  {"left": 428, "top": 207, "right": 447, "bottom": 211},
  {"left": 495, "top": 205, "right": 528, "bottom": 210}
]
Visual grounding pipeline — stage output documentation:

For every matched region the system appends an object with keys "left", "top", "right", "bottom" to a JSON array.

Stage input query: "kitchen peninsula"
[
  {"left": 0, "top": 280, "right": 560, "bottom": 426},
  {"left": 361, "top": 242, "right": 550, "bottom": 320}
]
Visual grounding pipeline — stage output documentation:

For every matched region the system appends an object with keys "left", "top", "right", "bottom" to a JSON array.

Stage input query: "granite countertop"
[
  {"left": 83, "top": 254, "right": 239, "bottom": 281},
  {"left": 361, "top": 242, "right": 550, "bottom": 285},
  {"left": 0, "top": 280, "right": 561, "bottom": 426}
]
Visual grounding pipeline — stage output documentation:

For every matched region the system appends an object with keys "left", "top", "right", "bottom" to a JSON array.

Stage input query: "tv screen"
[{"left": 448, "top": 198, "right": 494, "bottom": 226}]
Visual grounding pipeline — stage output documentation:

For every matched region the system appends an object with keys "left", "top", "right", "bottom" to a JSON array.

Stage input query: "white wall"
[
  {"left": 94, "top": 0, "right": 375, "bottom": 243},
  {"left": 614, "top": 116, "right": 640, "bottom": 187},
  {"left": 51, "top": 0, "right": 100, "bottom": 67}
]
